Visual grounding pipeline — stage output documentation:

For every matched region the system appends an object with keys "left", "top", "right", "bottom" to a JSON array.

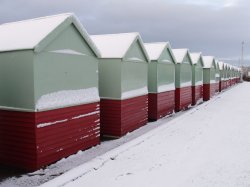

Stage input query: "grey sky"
[{"left": 0, "top": 0, "right": 249, "bottom": 65}]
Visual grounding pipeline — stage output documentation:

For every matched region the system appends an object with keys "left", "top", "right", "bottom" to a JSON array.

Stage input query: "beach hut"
[
  {"left": 0, "top": 13, "right": 101, "bottom": 171},
  {"left": 234, "top": 67, "right": 238, "bottom": 84},
  {"left": 222, "top": 63, "right": 228, "bottom": 89},
  {"left": 229, "top": 65, "right": 233, "bottom": 86},
  {"left": 202, "top": 56, "right": 217, "bottom": 101},
  {"left": 91, "top": 33, "right": 150, "bottom": 138},
  {"left": 190, "top": 52, "right": 204, "bottom": 105},
  {"left": 218, "top": 61, "right": 225, "bottom": 91},
  {"left": 172, "top": 49, "right": 193, "bottom": 112},
  {"left": 234, "top": 67, "right": 237, "bottom": 84},
  {"left": 145, "top": 42, "right": 176, "bottom": 121},
  {"left": 237, "top": 68, "right": 241, "bottom": 83},
  {"left": 215, "top": 60, "right": 220, "bottom": 92},
  {"left": 225, "top": 63, "right": 230, "bottom": 88},
  {"left": 231, "top": 66, "right": 235, "bottom": 86}
]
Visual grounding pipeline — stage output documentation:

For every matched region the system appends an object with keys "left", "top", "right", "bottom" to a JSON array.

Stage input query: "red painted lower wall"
[
  {"left": 203, "top": 83, "right": 218, "bottom": 101},
  {"left": 192, "top": 85, "right": 203, "bottom": 106},
  {"left": 221, "top": 80, "right": 227, "bottom": 90},
  {"left": 100, "top": 95, "right": 148, "bottom": 138},
  {"left": 216, "top": 82, "right": 220, "bottom": 92},
  {"left": 175, "top": 86, "right": 192, "bottom": 112},
  {"left": 0, "top": 102, "right": 100, "bottom": 171},
  {"left": 148, "top": 90, "right": 175, "bottom": 121}
]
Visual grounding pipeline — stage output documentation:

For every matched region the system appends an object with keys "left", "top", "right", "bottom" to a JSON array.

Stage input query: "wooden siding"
[
  {"left": 100, "top": 95, "right": 148, "bottom": 137},
  {"left": 148, "top": 90, "right": 175, "bottom": 121},
  {"left": 0, "top": 102, "right": 100, "bottom": 171},
  {"left": 192, "top": 85, "right": 203, "bottom": 106},
  {"left": 175, "top": 86, "right": 192, "bottom": 112}
]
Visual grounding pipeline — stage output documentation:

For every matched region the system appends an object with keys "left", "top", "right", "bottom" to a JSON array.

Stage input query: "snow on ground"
[
  {"left": 0, "top": 103, "right": 182, "bottom": 187},
  {"left": 42, "top": 82, "right": 250, "bottom": 187}
]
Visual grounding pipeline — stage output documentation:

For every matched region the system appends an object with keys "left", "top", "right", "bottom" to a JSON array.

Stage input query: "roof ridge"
[
  {"left": 91, "top": 32, "right": 139, "bottom": 37},
  {"left": 1, "top": 13, "right": 73, "bottom": 26}
]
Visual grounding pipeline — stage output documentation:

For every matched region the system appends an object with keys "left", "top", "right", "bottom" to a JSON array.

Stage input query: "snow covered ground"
[
  {"left": 0, "top": 82, "right": 249, "bottom": 187},
  {"left": 42, "top": 82, "right": 250, "bottom": 187}
]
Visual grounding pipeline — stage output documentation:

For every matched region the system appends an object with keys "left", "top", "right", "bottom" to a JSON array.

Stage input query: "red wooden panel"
[
  {"left": 175, "top": 86, "right": 192, "bottom": 112},
  {"left": 0, "top": 102, "right": 100, "bottom": 171},
  {"left": 192, "top": 85, "right": 203, "bottom": 106},
  {"left": 219, "top": 81, "right": 222, "bottom": 92},
  {"left": 148, "top": 90, "right": 175, "bottom": 121},
  {"left": 203, "top": 83, "right": 219, "bottom": 101},
  {"left": 0, "top": 110, "right": 37, "bottom": 170},
  {"left": 100, "top": 95, "right": 148, "bottom": 138}
]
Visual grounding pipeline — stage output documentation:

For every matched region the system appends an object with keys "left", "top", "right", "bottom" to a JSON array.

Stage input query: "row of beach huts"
[{"left": 0, "top": 13, "right": 241, "bottom": 171}]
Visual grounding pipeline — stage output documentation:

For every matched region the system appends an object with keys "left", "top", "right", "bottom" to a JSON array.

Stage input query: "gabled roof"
[
  {"left": 202, "top": 56, "right": 215, "bottom": 68},
  {"left": 144, "top": 42, "right": 176, "bottom": 63},
  {"left": 90, "top": 32, "right": 150, "bottom": 61},
  {"left": 172, "top": 48, "right": 192, "bottom": 64},
  {"left": 224, "top": 63, "right": 229, "bottom": 70},
  {"left": 190, "top": 52, "right": 202, "bottom": 65},
  {"left": 215, "top": 59, "right": 220, "bottom": 69},
  {"left": 223, "top": 63, "right": 227, "bottom": 69},
  {"left": 0, "top": 13, "right": 100, "bottom": 57},
  {"left": 218, "top": 61, "right": 224, "bottom": 70}
]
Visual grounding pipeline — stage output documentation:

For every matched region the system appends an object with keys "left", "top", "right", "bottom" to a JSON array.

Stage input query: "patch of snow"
[
  {"left": 195, "top": 81, "right": 203, "bottom": 86},
  {"left": 37, "top": 110, "right": 99, "bottom": 129},
  {"left": 181, "top": 81, "right": 192, "bottom": 87},
  {"left": 121, "top": 87, "right": 148, "bottom": 99},
  {"left": 202, "top": 56, "right": 215, "bottom": 68},
  {"left": 160, "top": 59, "right": 171, "bottom": 63},
  {"left": 172, "top": 49, "right": 189, "bottom": 63},
  {"left": 90, "top": 33, "right": 137, "bottom": 58},
  {"left": 36, "top": 87, "right": 99, "bottom": 111},
  {"left": 0, "top": 13, "right": 72, "bottom": 52},
  {"left": 218, "top": 61, "right": 224, "bottom": 70},
  {"left": 190, "top": 52, "right": 202, "bottom": 65},
  {"left": 144, "top": 42, "right": 169, "bottom": 61},
  {"left": 56, "top": 148, "right": 64, "bottom": 152},
  {"left": 42, "top": 82, "right": 250, "bottom": 187},
  {"left": 37, "top": 119, "right": 68, "bottom": 128},
  {"left": 158, "top": 83, "right": 175, "bottom": 93},
  {"left": 125, "top": 57, "right": 144, "bottom": 62},
  {"left": 210, "top": 80, "right": 216, "bottom": 83},
  {"left": 72, "top": 111, "right": 100, "bottom": 120},
  {"left": 49, "top": 49, "right": 86, "bottom": 56}
]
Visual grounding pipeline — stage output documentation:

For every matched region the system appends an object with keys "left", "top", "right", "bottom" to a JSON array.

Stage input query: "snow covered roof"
[
  {"left": 90, "top": 32, "right": 150, "bottom": 61},
  {"left": 202, "top": 56, "right": 215, "bottom": 68},
  {"left": 190, "top": 52, "right": 202, "bottom": 65},
  {"left": 144, "top": 42, "right": 176, "bottom": 63},
  {"left": 172, "top": 48, "right": 191, "bottom": 64},
  {"left": 218, "top": 61, "right": 224, "bottom": 70},
  {"left": 224, "top": 63, "right": 229, "bottom": 70},
  {"left": 0, "top": 13, "right": 101, "bottom": 56},
  {"left": 215, "top": 60, "right": 220, "bottom": 69}
]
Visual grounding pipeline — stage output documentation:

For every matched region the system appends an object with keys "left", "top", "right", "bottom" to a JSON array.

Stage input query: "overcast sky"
[{"left": 0, "top": 0, "right": 249, "bottom": 66}]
